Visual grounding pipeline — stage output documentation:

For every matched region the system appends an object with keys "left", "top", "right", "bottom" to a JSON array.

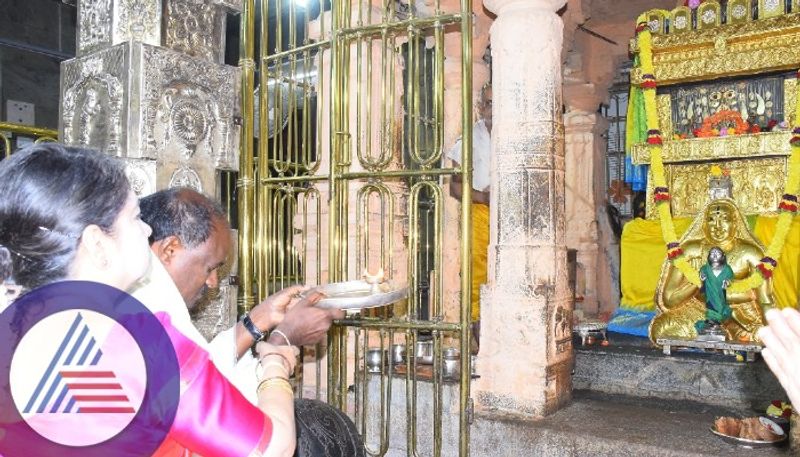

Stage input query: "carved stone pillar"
[
  {"left": 61, "top": 0, "right": 242, "bottom": 340},
  {"left": 564, "top": 109, "right": 603, "bottom": 316},
  {"left": 474, "top": 0, "right": 572, "bottom": 418}
]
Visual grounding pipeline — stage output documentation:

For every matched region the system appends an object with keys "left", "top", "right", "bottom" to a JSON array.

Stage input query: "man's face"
[{"left": 167, "top": 217, "right": 232, "bottom": 308}]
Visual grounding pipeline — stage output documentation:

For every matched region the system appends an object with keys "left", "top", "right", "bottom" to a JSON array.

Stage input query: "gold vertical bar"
[
  {"left": 459, "top": 0, "right": 474, "bottom": 453},
  {"left": 327, "top": 0, "right": 343, "bottom": 407},
  {"left": 238, "top": 0, "right": 257, "bottom": 314}
]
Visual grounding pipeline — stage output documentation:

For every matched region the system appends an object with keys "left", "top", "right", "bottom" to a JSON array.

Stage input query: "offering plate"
[
  {"left": 305, "top": 280, "right": 408, "bottom": 310},
  {"left": 710, "top": 426, "right": 787, "bottom": 448}
]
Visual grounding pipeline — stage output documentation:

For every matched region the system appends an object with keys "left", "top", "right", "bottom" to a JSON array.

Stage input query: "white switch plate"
[{"left": 6, "top": 100, "right": 35, "bottom": 126}]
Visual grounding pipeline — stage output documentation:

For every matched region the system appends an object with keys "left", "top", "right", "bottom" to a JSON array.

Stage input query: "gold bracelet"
[
  {"left": 259, "top": 361, "right": 289, "bottom": 379},
  {"left": 259, "top": 352, "right": 295, "bottom": 373},
  {"left": 256, "top": 377, "right": 294, "bottom": 396}
]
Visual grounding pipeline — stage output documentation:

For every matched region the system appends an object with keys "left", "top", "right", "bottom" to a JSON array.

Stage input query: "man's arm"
[{"left": 450, "top": 175, "right": 489, "bottom": 205}]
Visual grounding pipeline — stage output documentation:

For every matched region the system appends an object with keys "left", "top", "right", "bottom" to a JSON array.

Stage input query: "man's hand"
[
  {"left": 269, "top": 292, "right": 345, "bottom": 346},
  {"left": 758, "top": 308, "right": 800, "bottom": 407},
  {"left": 248, "top": 285, "right": 307, "bottom": 332}
]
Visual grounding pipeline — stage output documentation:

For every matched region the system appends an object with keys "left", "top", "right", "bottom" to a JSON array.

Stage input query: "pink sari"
[{"left": 152, "top": 313, "right": 272, "bottom": 457}]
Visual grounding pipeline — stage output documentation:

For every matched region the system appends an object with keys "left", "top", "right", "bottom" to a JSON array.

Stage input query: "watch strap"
[{"left": 241, "top": 314, "right": 265, "bottom": 342}]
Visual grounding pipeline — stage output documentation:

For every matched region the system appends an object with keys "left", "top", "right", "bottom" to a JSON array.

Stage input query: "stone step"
[{"left": 572, "top": 333, "right": 787, "bottom": 410}]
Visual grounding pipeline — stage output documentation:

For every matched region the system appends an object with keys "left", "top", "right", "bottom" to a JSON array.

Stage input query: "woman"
[{"left": 0, "top": 143, "right": 326, "bottom": 457}]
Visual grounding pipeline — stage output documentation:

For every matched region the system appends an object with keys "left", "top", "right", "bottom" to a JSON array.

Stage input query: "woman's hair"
[{"left": 0, "top": 143, "right": 130, "bottom": 290}]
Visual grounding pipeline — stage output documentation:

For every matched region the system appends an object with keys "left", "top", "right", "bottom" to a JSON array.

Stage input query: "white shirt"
[
  {"left": 130, "top": 252, "right": 260, "bottom": 404},
  {"left": 446, "top": 120, "right": 491, "bottom": 193}
]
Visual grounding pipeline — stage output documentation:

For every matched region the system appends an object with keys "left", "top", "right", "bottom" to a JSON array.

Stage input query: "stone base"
[
  {"left": 574, "top": 333, "right": 785, "bottom": 410},
  {"left": 357, "top": 375, "right": 790, "bottom": 456}
]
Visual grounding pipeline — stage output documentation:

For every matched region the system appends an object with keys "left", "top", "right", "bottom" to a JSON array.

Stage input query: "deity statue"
[
  {"left": 650, "top": 198, "right": 774, "bottom": 343},
  {"left": 695, "top": 246, "right": 733, "bottom": 341}
]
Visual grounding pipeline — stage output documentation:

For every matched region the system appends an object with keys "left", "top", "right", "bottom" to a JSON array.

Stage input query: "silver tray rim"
[
  {"left": 306, "top": 280, "right": 408, "bottom": 310},
  {"left": 709, "top": 426, "right": 787, "bottom": 448}
]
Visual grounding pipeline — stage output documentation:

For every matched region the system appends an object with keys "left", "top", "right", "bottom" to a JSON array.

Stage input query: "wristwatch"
[{"left": 241, "top": 314, "right": 265, "bottom": 342}]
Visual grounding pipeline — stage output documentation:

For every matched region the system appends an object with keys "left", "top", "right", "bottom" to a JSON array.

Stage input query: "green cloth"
[{"left": 700, "top": 263, "right": 734, "bottom": 322}]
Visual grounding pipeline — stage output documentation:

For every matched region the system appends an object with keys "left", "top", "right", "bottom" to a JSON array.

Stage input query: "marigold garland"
[
  {"left": 696, "top": 110, "right": 750, "bottom": 138},
  {"left": 633, "top": 15, "right": 800, "bottom": 294}
]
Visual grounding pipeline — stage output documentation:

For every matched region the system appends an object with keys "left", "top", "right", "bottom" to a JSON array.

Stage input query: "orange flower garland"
[{"left": 696, "top": 110, "right": 750, "bottom": 138}]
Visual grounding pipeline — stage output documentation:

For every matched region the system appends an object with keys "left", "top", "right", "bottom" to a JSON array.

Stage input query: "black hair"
[
  {"left": 139, "top": 187, "right": 227, "bottom": 248},
  {"left": 0, "top": 143, "right": 130, "bottom": 290}
]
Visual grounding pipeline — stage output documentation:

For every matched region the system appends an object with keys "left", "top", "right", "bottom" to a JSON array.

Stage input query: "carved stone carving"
[
  {"left": 164, "top": 0, "right": 225, "bottom": 63},
  {"left": 77, "top": 0, "right": 241, "bottom": 59},
  {"left": 61, "top": 42, "right": 241, "bottom": 176},
  {"left": 141, "top": 43, "right": 240, "bottom": 170},
  {"left": 114, "top": 0, "right": 160, "bottom": 45},
  {"left": 78, "top": 0, "right": 113, "bottom": 54},
  {"left": 61, "top": 48, "right": 126, "bottom": 155},
  {"left": 168, "top": 165, "right": 203, "bottom": 192},
  {"left": 122, "top": 158, "right": 157, "bottom": 197},
  {"left": 77, "top": 0, "right": 160, "bottom": 56}
]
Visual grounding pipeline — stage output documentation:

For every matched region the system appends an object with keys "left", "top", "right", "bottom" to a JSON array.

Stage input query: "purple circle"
[{"left": 0, "top": 281, "right": 180, "bottom": 457}]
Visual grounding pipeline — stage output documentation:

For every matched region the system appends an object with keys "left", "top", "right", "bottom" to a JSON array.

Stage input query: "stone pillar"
[
  {"left": 60, "top": 0, "right": 242, "bottom": 339},
  {"left": 474, "top": 0, "right": 572, "bottom": 418},
  {"left": 563, "top": 109, "right": 602, "bottom": 316}
]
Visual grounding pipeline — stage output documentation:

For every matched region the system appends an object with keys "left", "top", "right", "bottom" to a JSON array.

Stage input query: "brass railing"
[
  {"left": 239, "top": 0, "right": 473, "bottom": 454},
  {"left": 0, "top": 122, "right": 58, "bottom": 160}
]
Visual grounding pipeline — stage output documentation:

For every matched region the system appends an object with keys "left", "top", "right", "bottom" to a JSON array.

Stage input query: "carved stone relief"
[
  {"left": 168, "top": 165, "right": 203, "bottom": 192},
  {"left": 164, "top": 0, "right": 223, "bottom": 62},
  {"left": 78, "top": 0, "right": 113, "bottom": 54},
  {"left": 78, "top": 0, "right": 160, "bottom": 55},
  {"left": 139, "top": 44, "right": 240, "bottom": 171},
  {"left": 114, "top": 0, "right": 160, "bottom": 44},
  {"left": 122, "top": 158, "right": 157, "bottom": 197},
  {"left": 61, "top": 48, "right": 125, "bottom": 155}
]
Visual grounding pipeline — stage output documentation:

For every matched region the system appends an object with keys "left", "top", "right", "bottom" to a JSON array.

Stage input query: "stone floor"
[
  {"left": 359, "top": 332, "right": 794, "bottom": 456},
  {"left": 471, "top": 390, "right": 792, "bottom": 456}
]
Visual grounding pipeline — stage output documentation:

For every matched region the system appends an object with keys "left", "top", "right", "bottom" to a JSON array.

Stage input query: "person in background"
[{"left": 448, "top": 83, "right": 492, "bottom": 354}]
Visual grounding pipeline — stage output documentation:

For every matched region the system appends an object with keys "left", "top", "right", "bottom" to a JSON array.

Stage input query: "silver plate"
[
  {"left": 710, "top": 427, "right": 787, "bottom": 448},
  {"left": 306, "top": 280, "right": 408, "bottom": 310}
]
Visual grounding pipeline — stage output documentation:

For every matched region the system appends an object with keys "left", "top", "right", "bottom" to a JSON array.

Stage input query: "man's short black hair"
[{"left": 140, "top": 187, "right": 228, "bottom": 247}]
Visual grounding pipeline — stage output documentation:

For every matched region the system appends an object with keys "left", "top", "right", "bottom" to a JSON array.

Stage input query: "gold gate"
[{"left": 238, "top": 0, "right": 474, "bottom": 453}]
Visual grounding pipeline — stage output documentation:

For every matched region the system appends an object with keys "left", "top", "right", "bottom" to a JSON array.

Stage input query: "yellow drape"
[
  {"left": 754, "top": 216, "right": 800, "bottom": 309},
  {"left": 620, "top": 216, "right": 800, "bottom": 311},
  {"left": 472, "top": 203, "right": 489, "bottom": 322}
]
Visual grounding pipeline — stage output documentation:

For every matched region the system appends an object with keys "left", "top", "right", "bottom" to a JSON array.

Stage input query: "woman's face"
[{"left": 106, "top": 191, "right": 153, "bottom": 290}]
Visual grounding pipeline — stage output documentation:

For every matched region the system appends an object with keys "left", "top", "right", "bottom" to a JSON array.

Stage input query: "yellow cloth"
[
  {"left": 620, "top": 217, "right": 693, "bottom": 311},
  {"left": 620, "top": 216, "right": 800, "bottom": 311},
  {"left": 472, "top": 203, "right": 489, "bottom": 322},
  {"left": 753, "top": 216, "right": 800, "bottom": 309}
]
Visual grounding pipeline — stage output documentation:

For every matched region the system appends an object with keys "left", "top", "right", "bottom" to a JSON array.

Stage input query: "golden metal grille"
[
  {"left": 238, "top": 0, "right": 474, "bottom": 454},
  {"left": 0, "top": 122, "right": 58, "bottom": 160}
]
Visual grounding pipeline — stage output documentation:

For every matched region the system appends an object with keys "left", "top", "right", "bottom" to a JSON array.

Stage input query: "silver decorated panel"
[
  {"left": 60, "top": 45, "right": 129, "bottom": 156},
  {"left": 77, "top": 0, "right": 161, "bottom": 56}
]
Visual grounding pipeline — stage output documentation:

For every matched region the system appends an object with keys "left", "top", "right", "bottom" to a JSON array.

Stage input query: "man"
[
  {"left": 133, "top": 187, "right": 343, "bottom": 402},
  {"left": 448, "top": 83, "right": 492, "bottom": 354}
]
